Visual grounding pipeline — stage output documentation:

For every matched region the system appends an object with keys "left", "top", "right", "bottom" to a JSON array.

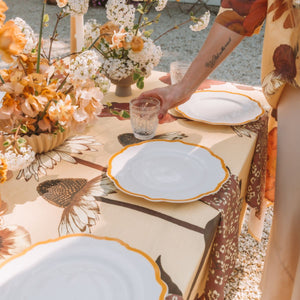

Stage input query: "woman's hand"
[{"left": 137, "top": 83, "right": 192, "bottom": 122}]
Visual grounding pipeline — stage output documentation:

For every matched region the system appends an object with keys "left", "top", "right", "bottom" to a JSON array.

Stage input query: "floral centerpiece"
[
  {"left": 0, "top": 0, "right": 109, "bottom": 169},
  {"left": 84, "top": 0, "right": 210, "bottom": 96}
]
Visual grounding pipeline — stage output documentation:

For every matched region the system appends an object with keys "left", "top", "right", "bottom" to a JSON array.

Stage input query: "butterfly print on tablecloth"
[{"left": 36, "top": 173, "right": 116, "bottom": 236}]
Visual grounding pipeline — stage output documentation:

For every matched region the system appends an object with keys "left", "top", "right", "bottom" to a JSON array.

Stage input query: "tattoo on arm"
[{"left": 205, "top": 37, "right": 232, "bottom": 69}]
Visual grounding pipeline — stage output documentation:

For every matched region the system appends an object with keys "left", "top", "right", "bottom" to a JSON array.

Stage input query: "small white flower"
[
  {"left": 69, "top": 50, "right": 101, "bottom": 81},
  {"left": 4, "top": 142, "right": 35, "bottom": 171},
  {"left": 84, "top": 19, "right": 101, "bottom": 48},
  {"left": 106, "top": 0, "right": 135, "bottom": 29},
  {"left": 155, "top": 0, "right": 168, "bottom": 11},
  {"left": 101, "top": 57, "right": 135, "bottom": 80},
  {"left": 65, "top": 0, "right": 89, "bottom": 15},
  {"left": 190, "top": 11, "right": 210, "bottom": 32}
]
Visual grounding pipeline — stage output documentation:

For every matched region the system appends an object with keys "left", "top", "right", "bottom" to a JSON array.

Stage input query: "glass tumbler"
[{"left": 129, "top": 97, "right": 160, "bottom": 140}]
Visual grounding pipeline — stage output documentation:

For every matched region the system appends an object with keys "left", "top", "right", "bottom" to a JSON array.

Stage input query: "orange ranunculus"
[
  {"left": 56, "top": 0, "right": 68, "bottom": 8},
  {"left": 100, "top": 21, "right": 119, "bottom": 44},
  {"left": 0, "top": 20, "right": 26, "bottom": 63},
  {"left": 130, "top": 36, "right": 144, "bottom": 52},
  {"left": 0, "top": 0, "right": 8, "bottom": 27}
]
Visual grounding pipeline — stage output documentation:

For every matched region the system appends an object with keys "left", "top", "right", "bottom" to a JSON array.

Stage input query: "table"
[{"left": 0, "top": 71, "right": 269, "bottom": 299}]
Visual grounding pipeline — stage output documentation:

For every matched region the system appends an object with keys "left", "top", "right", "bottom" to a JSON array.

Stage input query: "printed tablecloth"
[{"left": 0, "top": 71, "right": 270, "bottom": 299}]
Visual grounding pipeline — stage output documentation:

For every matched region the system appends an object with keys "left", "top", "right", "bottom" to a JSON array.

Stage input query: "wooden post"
[{"left": 70, "top": 14, "right": 84, "bottom": 54}]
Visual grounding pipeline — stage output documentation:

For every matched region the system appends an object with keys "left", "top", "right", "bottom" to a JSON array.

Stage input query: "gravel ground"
[{"left": 3, "top": 1, "right": 272, "bottom": 299}]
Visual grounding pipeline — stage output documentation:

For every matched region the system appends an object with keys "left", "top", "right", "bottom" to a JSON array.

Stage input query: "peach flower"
[
  {"left": 0, "top": 20, "right": 26, "bottom": 63},
  {"left": 100, "top": 21, "right": 119, "bottom": 44},
  {"left": 130, "top": 36, "right": 144, "bottom": 52},
  {"left": 110, "top": 27, "right": 126, "bottom": 49},
  {"left": 56, "top": 0, "right": 68, "bottom": 8}
]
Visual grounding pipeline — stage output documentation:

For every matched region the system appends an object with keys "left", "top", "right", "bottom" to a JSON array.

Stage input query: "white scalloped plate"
[
  {"left": 175, "top": 90, "right": 264, "bottom": 125},
  {"left": 107, "top": 140, "right": 229, "bottom": 203},
  {"left": 0, "top": 235, "right": 167, "bottom": 300}
]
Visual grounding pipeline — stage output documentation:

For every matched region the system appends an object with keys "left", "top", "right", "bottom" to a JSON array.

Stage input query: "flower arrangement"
[
  {"left": 0, "top": 0, "right": 109, "bottom": 171},
  {"left": 84, "top": 0, "right": 210, "bottom": 89}
]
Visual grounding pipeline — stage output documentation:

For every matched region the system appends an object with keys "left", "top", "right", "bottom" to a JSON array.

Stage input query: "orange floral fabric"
[{"left": 216, "top": 0, "right": 300, "bottom": 109}]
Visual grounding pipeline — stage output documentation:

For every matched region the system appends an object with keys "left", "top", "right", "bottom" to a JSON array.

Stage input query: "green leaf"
[
  {"left": 133, "top": 72, "right": 140, "bottom": 81},
  {"left": 137, "top": 77, "right": 144, "bottom": 89},
  {"left": 111, "top": 110, "right": 120, "bottom": 115},
  {"left": 143, "top": 30, "right": 153, "bottom": 38},
  {"left": 121, "top": 110, "right": 130, "bottom": 119},
  {"left": 43, "top": 13, "right": 49, "bottom": 23},
  {"left": 17, "top": 137, "right": 27, "bottom": 145},
  {"left": 3, "top": 140, "right": 10, "bottom": 147},
  {"left": 20, "top": 125, "right": 28, "bottom": 134}
]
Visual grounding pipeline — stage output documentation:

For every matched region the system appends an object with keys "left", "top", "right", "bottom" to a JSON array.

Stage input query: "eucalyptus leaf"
[
  {"left": 137, "top": 77, "right": 144, "bottom": 89},
  {"left": 133, "top": 73, "right": 140, "bottom": 81}
]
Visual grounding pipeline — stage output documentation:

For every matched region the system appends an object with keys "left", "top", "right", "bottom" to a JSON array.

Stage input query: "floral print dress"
[
  {"left": 215, "top": 1, "right": 300, "bottom": 299},
  {"left": 215, "top": 0, "right": 300, "bottom": 109}
]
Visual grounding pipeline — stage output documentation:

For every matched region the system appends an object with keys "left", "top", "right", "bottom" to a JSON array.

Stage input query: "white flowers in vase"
[{"left": 85, "top": 0, "right": 211, "bottom": 89}]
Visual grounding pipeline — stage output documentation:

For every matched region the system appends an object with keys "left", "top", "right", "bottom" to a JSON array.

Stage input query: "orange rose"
[
  {"left": 0, "top": 20, "right": 26, "bottom": 63},
  {"left": 130, "top": 36, "right": 144, "bottom": 52},
  {"left": 100, "top": 21, "right": 119, "bottom": 44}
]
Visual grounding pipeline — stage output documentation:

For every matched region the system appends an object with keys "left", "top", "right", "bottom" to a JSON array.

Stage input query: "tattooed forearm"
[{"left": 205, "top": 37, "right": 232, "bottom": 69}]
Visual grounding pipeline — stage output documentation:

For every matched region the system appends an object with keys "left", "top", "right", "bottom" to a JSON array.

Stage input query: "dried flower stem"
[
  {"left": 37, "top": 0, "right": 47, "bottom": 73},
  {"left": 153, "top": 18, "right": 192, "bottom": 43},
  {"left": 135, "top": 2, "right": 153, "bottom": 35},
  {"left": 48, "top": 11, "right": 68, "bottom": 62},
  {"left": 56, "top": 74, "right": 69, "bottom": 92}
]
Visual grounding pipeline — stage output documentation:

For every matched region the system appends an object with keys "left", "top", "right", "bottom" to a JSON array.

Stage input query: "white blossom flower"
[
  {"left": 155, "top": 0, "right": 168, "bottom": 11},
  {"left": 65, "top": 0, "right": 89, "bottom": 15},
  {"left": 128, "top": 37, "right": 162, "bottom": 71},
  {"left": 101, "top": 57, "right": 135, "bottom": 80},
  {"left": 93, "top": 75, "right": 111, "bottom": 93},
  {"left": 106, "top": 0, "right": 135, "bottom": 29},
  {"left": 84, "top": 19, "right": 101, "bottom": 48},
  {"left": 11, "top": 17, "right": 37, "bottom": 54},
  {"left": 4, "top": 143, "right": 35, "bottom": 171},
  {"left": 190, "top": 11, "right": 210, "bottom": 32},
  {"left": 69, "top": 50, "right": 101, "bottom": 81}
]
